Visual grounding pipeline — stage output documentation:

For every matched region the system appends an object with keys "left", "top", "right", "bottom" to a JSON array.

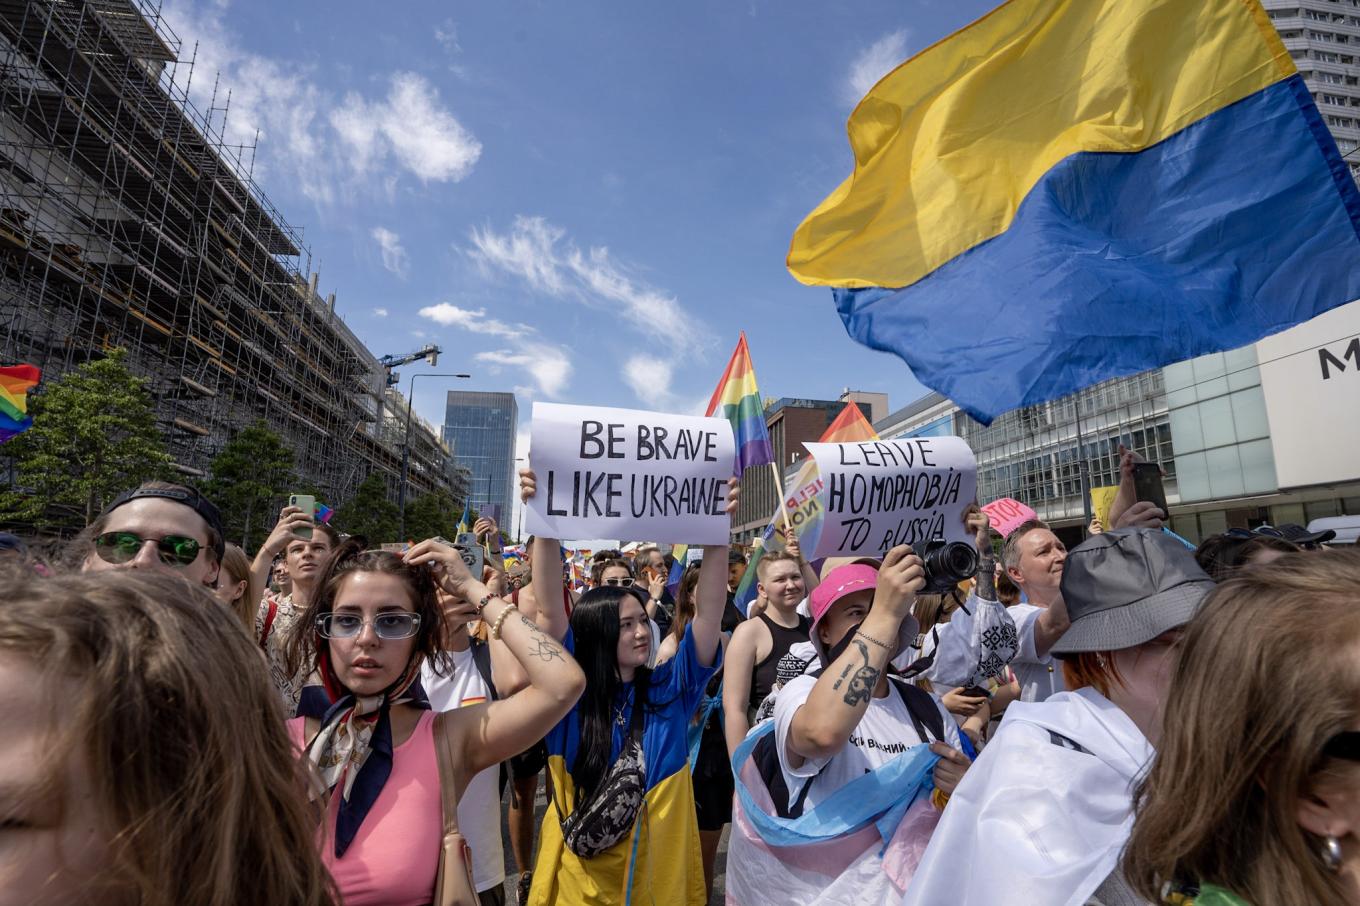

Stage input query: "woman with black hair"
[{"left": 518, "top": 469, "right": 739, "bottom": 906}]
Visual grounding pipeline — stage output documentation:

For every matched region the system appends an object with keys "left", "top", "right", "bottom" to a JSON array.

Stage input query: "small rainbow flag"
[
  {"left": 314, "top": 503, "right": 335, "bottom": 524},
  {"left": 666, "top": 543, "right": 689, "bottom": 599},
  {"left": 706, "top": 332, "right": 773, "bottom": 475},
  {"left": 0, "top": 364, "right": 40, "bottom": 444}
]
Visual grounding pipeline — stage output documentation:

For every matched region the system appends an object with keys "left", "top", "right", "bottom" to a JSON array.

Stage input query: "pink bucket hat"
[{"left": 808, "top": 563, "right": 920, "bottom": 665}]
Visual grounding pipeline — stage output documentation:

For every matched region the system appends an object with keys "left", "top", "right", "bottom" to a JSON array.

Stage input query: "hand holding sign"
[
  {"left": 525, "top": 402, "right": 739, "bottom": 545},
  {"left": 806, "top": 436, "right": 977, "bottom": 560},
  {"left": 979, "top": 497, "right": 1037, "bottom": 539}
]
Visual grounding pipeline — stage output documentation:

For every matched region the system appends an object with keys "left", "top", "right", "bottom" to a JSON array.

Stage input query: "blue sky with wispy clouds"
[{"left": 159, "top": 0, "right": 997, "bottom": 450}]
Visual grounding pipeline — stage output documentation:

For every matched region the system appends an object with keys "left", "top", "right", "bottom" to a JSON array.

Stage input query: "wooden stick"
[{"left": 768, "top": 461, "right": 792, "bottom": 536}]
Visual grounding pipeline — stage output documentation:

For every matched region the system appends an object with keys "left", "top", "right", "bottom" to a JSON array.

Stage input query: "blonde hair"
[
  {"left": 1123, "top": 550, "right": 1360, "bottom": 905},
  {"left": 218, "top": 543, "right": 258, "bottom": 632},
  {"left": 0, "top": 572, "right": 337, "bottom": 906}
]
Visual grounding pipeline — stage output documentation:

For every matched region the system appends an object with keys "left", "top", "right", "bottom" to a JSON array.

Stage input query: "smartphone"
[
  {"left": 454, "top": 532, "right": 484, "bottom": 577},
  {"left": 288, "top": 494, "right": 315, "bottom": 540},
  {"left": 959, "top": 684, "right": 993, "bottom": 700},
  {"left": 1131, "top": 463, "right": 1168, "bottom": 516}
]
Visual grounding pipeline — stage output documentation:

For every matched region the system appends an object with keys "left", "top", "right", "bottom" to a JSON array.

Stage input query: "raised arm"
[
  {"left": 519, "top": 468, "right": 570, "bottom": 641},
  {"left": 405, "top": 539, "right": 585, "bottom": 786},
  {"left": 249, "top": 506, "right": 311, "bottom": 602},
  {"left": 787, "top": 545, "right": 923, "bottom": 767},
  {"left": 689, "top": 477, "right": 741, "bottom": 667}
]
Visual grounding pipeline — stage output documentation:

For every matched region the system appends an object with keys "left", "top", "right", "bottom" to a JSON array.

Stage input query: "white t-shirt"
[
  {"left": 1008, "top": 603, "right": 1066, "bottom": 703},
  {"left": 773, "top": 673, "right": 961, "bottom": 811},
  {"left": 420, "top": 647, "right": 506, "bottom": 894}
]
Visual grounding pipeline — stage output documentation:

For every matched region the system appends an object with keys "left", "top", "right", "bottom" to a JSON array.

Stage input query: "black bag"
[{"left": 560, "top": 691, "right": 647, "bottom": 858}]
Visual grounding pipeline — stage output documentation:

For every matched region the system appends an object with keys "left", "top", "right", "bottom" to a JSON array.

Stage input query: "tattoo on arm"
[
  {"left": 831, "top": 640, "right": 878, "bottom": 707},
  {"left": 975, "top": 558, "right": 997, "bottom": 602},
  {"left": 516, "top": 613, "right": 564, "bottom": 663}
]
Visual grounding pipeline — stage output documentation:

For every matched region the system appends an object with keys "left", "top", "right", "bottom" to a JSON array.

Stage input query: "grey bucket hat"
[{"left": 1051, "top": 528, "right": 1214, "bottom": 657}]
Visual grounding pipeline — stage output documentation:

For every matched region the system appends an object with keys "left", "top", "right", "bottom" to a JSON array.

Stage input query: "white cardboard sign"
[
  {"left": 526, "top": 402, "right": 736, "bottom": 545},
  {"left": 807, "top": 436, "right": 977, "bottom": 559}
]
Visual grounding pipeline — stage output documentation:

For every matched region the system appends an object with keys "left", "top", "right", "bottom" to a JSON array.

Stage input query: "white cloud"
[
  {"left": 844, "top": 30, "right": 910, "bottom": 105},
  {"left": 435, "top": 19, "right": 460, "bottom": 53},
  {"left": 476, "top": 347, "right": 572, "bottom": 398},
  {"left": 372, "top": 307, "right": 389, "bottom": 317},
  {"left": 333, "top": 74, "right": 481, "bottom": 184},
  {"left": 418, "top": 303, "right": 522, "bottom": 339},
  {"left": 467, "top": 216, "right": 712, "bottom": 405},
  {"left": 371, "top": 227, "right": 409, "bottom": 278},
  {"left": 159, "top": 1, "right": 480, "bottom": 203}
]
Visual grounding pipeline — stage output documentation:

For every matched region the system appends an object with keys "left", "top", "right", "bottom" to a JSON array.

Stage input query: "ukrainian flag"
[{"left": 789, "top": 0, "right": 1360, "bottom": 425}]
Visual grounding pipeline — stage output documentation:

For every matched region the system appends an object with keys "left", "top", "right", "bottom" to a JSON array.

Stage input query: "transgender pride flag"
[
  {"left": 706, "top": 332, "right": 773, "bottom": 475},
  {"left": 726, "top": 723, "right": 941, "bottom": 904}
]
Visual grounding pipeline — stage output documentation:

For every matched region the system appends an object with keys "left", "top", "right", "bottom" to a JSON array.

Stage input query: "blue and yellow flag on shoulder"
[{"left": 789, "top": 0, "right": 1360, "bottom": 425}]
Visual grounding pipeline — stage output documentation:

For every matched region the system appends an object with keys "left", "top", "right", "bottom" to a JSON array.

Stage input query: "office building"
[
  {"left": 443, "top": 391, "right": 518, "bottom": 525},
  {"left": 0, "top": 0, "right": 455, "bottom": 514},
  {"left": 1265, "top": 0, "right": 1360, "bottom": 182}
]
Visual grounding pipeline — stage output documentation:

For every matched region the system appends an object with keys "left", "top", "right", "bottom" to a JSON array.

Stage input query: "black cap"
[
  {"left": 103, "top": 486, "right": 226, "bottom": 561},
  {"left": 1266, "top": 523, "right": 1336, "bottom": 548},
  {"left": 1052, "top": 528, "right": 1214, "bottom": 657}
]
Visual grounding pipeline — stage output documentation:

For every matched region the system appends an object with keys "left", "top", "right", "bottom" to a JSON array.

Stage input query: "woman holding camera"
[{"left": 283, "top": 538, "right": 585, "bottom": 906}]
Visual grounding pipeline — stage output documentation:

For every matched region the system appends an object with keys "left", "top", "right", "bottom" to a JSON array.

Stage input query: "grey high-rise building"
[
  {"left": 442, "top": 392, "right": 518, "bottom": 527},
  {"left": 1265, "top": 0, "right": 1360, "bottom": 183}
]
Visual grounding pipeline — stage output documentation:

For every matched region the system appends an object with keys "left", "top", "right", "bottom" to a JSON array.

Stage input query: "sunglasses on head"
[
  {"left": 94, "top": 532, "right": 203, "bottom": 567},
  {"left": 315, "top": 612, "right": 422, "bottom": 640},
  {"left": 1324, "top": 731, "right": 1360, "bottom": 762},
  {"left": 603, "top": 576, "right": 635, "bottom": 587}
]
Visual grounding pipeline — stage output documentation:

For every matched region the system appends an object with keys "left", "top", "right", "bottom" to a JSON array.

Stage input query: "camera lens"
[{"left": 924, "top": 542, "right": 979, "bottom": 584}]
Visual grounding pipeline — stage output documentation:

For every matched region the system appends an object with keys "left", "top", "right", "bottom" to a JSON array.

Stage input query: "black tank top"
[{"left": 750, "top": 612, "right": 812, "bottom": 710}]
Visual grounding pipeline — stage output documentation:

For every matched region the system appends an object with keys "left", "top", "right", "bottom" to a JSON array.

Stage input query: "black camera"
[{"left": 918, "top": 540, "right": 979, "bottom": 595}]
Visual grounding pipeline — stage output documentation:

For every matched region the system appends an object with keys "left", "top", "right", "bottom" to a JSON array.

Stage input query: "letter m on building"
[{"left": 1319, "top": 337, "right": 1360, "bottom": 380}]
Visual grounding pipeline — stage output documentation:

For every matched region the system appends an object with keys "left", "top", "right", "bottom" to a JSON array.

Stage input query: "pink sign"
[{"left": 981, "top": 497, "right": 1037, "bottom": 538}]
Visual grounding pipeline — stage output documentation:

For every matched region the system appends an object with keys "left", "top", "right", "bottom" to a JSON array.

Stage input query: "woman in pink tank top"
[{"left": 283, "top": 538, "right": 586, "bottom": 906}]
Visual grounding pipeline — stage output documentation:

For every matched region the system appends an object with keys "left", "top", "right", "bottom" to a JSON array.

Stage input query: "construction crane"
[{"left": 378, "top": 344, "right": 441, "bottom": 387}]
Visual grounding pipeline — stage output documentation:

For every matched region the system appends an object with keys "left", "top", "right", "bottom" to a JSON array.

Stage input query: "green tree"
[
  {"left": 334, "top": 471, "right": 400, "bottom": 543},
  {"left": 405, "top": 489, "right": 459, "bottom": 541},
  {"left": 0, "top": 349, "right": 172, "bottom": 528},
  {"left": 202, "top": 421, "right": 295, "bottom": 551}
]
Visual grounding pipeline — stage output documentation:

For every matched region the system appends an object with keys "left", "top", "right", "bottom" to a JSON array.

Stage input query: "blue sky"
[{"left": 159, "top": 0, "right": 998, "bottom": 448}]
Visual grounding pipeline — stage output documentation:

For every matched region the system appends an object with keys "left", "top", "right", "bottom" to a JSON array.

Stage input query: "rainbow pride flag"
[
  {"left": 706, "top": 332, "right": 773, "bottom": 475},
  {"left": 0, "top": 365, "right": 40, "bottom": 444},
  {"left": 314, "top": 503, "right": 335, "bottom": 524},
  {"left": 666, "top": 543, "right": 689, "bottom": 599}
]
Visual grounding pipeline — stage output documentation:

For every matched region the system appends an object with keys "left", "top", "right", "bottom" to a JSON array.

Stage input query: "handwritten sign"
[
  {"left": 1090, "top": 485, "right": 1119, "bottom": 529},
  {"left": 981, "top": 497, "right": 1038, "bottom": 538},
  {"left": 526, "top": 402, "right": 736, "bottom": 545},
  {"left": 807, "top": 436, "right": 977, "bottom": 559}
]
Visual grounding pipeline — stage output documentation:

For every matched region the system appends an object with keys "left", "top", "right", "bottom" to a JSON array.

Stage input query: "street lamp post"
[
  {"left": 399, "top": 371, "right": 471, "bottom": 540},
  {"left": 514, "top": 456, "right": 526, "bottom": 542}
]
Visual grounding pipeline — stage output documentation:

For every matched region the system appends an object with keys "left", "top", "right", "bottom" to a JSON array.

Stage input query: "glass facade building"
[{"left": 442, "top": 391, "right": 518, "bottom": 526}]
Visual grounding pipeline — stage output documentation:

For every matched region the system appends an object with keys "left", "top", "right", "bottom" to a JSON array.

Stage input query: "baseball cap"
[
  {"left": 1052, "top": 528, "right": 1214, "bottom": 657},
  {"left": 102, "top": 485, "right": 226, "bottom": 561},
  {"left": 1266, "top": 523, "right": 1336, "bottom": 548}
]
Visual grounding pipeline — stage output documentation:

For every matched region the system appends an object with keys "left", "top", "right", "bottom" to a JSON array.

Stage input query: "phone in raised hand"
[{"left": 287, "top": 494, "right": 316, "bottom": 540}]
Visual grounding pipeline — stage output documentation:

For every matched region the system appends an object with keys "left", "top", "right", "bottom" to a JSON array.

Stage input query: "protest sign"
[
  {"left": 1090, "top": 486, "right": 1119, "bottom": 529},
  {"left": 526, "top": 402, "right": 736, "bottom": 545},
  {"left": 981, "top": 497, "right": 1037, "bottom": 538},
  {"left": 806, "top": 436, "right": 977, "bottom": 559}
]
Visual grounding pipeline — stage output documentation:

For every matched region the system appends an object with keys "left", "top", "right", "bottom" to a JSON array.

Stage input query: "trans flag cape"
[
  {"left": 725, "top": 722, "right": 941, "bottom": 905},
  {"left": 788, "top": 0, "right": 1360, "bottom": 425}
]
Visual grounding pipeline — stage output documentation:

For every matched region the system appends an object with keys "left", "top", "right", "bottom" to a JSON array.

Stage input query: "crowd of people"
[{"left": 0, "top": 443, "right": 1356, "bottom": 906}]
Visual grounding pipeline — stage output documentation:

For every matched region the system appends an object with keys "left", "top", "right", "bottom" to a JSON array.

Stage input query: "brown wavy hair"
[
  {"left": 218, "top": 542, "right": 258, "bottom": 633},
  {"left": 0, "top": 571, "right": 337, "bottom": 906},
  {"left": 284, "top": 539, "right": 451, "bottom": 687},
  {"left": 589, "top": 556, "right": 633, "bottom": 588},
  {"left": 1122, "top": 550, "right": 1360, "bottom": 905}
]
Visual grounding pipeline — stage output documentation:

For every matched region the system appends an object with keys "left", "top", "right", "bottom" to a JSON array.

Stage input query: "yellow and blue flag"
[{"left": 789, "top": 0, "right": 1360, "bottom": 425}]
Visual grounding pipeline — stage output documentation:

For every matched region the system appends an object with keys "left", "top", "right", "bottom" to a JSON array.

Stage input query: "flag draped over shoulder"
[
  {"left": 726, "top": 722, "right": 942, "bottom": 904},
  {"left": 788, "top": 0, "right": 1360, "bottom": 425},
  {"left": 706, "top": 332, "right": 773, "bottom": 474},
  {"left": 0, "top": 364, "right": 40, "bottom": 443}
]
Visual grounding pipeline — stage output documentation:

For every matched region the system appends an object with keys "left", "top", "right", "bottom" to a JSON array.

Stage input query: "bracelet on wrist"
[
  {"left": 476, "top": 593, "right": 497, "bottom": 613},
  {"left": 489, "top": 605, "right": 515, "bottom": 641},
  {"left": 855, "top": 628, "right": 895, "bottom": 653}
]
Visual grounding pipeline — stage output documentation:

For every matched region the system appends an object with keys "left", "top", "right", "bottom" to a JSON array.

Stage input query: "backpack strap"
[
  {"left": 469, "top": 638, "right": 499, "bottom": 701},
  {"left": 887, "top": 676, "right": 947, "bottom": 745},
  {"left": 259, "top": 597, "right": 279, "bottom": 649}
]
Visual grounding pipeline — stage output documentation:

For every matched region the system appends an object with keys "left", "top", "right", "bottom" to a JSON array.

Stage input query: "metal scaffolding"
[{"left": 0, "top": 0, "right": 453, "bottom": 510}]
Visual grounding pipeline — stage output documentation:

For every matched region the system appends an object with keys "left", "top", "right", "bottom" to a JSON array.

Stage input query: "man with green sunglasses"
[{"left": 80, "top": 482, "right": 225, "bottom": 588}]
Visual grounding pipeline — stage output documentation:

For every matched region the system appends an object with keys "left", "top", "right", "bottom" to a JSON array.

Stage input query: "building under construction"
[{"left": 0, "top": 0, "right": 457, "bottom": 513}]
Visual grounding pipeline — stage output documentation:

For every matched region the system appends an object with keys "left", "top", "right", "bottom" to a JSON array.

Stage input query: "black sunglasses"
[
  {"left": 1323, "top": 731, "right": 1360, "bottom": 762},
  {"left": 94, "top": 531, "right": 203, "bottom": 567}
]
